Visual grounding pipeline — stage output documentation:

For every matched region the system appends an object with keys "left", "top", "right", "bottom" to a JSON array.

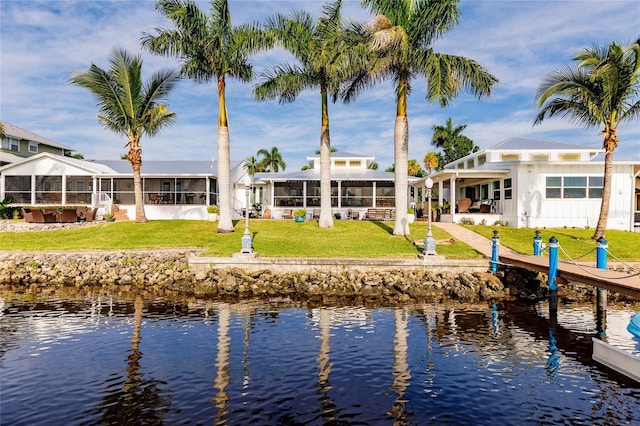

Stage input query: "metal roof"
[
  {"left": 255, "top": 168, "right": 418, "bottom": 182},
  {"left": 487, "top": 137, "right": 598, "bottom": 151},
  {"left": 91, "top": 160, "right": 242, "bottom": 176},
  {"left": 0, "top": 121, "right": 74, "bottom": 151}
]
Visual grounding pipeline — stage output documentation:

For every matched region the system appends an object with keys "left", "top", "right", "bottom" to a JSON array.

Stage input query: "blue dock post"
[
  {"left": 548, "top": 236, "right": 558, "bottom": 291},
  {"left": 596, "top": 237, "right": 608, "bottom": 269},
  {"left": 533, "top": 230, "right": 542, "bottom": 256},
  {"left": 596, "top": 237, "right": 608, "bottom": 336},
  {"left": 491, "top": 230, "right": 499, "bottom": 273}
]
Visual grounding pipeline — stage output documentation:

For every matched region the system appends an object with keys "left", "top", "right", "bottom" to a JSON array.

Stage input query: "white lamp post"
[
  {"left": 240, "top": 174, "right": 252, "bottom": 254},
  {"left": 423, "top": 176, "right": 437, "bottom": 256}
]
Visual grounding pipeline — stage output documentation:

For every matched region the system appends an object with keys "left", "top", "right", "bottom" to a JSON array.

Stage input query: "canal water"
[{"left": 1, "top": 293, "right": 639, "bottom": 425}]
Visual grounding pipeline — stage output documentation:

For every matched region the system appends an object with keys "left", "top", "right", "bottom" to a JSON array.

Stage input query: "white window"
[
  {"left": 2, "top": 137, "right": 20, "bottom": 151},
  {"left": 28, "top": 142, "right": 38, "bottom": 153},
  {"left": 545, "top": 176, "right": 602, "bottom": 199}
]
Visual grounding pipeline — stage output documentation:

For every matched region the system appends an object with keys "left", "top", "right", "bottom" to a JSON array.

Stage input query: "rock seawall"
[{"left": 0, "top": 251, "right": 629, "bottom": 305}]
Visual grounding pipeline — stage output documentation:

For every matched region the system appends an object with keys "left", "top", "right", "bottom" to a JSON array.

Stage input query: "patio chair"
[
  {"left": 312, "top": 209, "right": 320, "bottom": 220},
  {"left": 456, "top": 198, "right": 472, "bottom": 213},
  {"left": 281, "top": 209, "right": 293, "bottom": 220},
  {"left": 22, "top": 208, "right": 34, "bottom": 223},
  {"left": 31, "top": 209, "right": 57, "bottom": 223},
  {"left": 57, "top": 208, "right": 78, "bottom": 223},
  {"left": 347, "top": 209, "right": 359, "bottom": 220}
]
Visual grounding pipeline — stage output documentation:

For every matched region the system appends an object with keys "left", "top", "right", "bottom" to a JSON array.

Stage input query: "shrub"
[
  {"left": 334, "top": 212, "right": 341, "bottom": 219},
  {"left": 459, "top": 217, "right": 475, "bottom": 225},
  {"left": 207, "top": 205, "right": 220, "bottom": 214},
  {"left": 294, "top": 209, "right": 307, "bottom": 218}
]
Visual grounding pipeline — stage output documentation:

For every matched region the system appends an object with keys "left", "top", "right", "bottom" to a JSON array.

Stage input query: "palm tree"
[
  {"left": 244, "top": 155, "right": 263, "bottom": 175},
  {"left": 407, "top": 159, "right": 424, "bottom": 177},
  {"left": 423, "top": 151, "right": 439, "bottom": 174},
  {"left": 257, "top": 146, "right": 286, "bottom": 172},
  {"left": 344, "top": 0, "right": 497, "bottom": 235},
  {"left": 69, "top": 48, "right": 178, "bottom": 223},
  {"left": 142, "top": 0, "right": 270, "bottom": 233},
  {"left": 431, "top": 117, "right": 478, "bottom": 164},
  {"left": 254, "top": 0, "right": 364, "bottom": 229},
  {"left": 535, "top": 39, "right": 640, "bottom": 239}
]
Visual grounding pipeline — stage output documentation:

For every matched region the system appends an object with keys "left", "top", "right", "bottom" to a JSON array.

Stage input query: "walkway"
[{"left": 432, "top": 222, "right": 516, "bottom": 258}]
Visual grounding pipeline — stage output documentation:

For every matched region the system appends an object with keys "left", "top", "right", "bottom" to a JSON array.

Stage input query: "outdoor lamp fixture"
[
  {"left": 241, "top": 174, "right": 253, "bottom": 254},
  {"left": 423, "top": 176, "right": 437, "bottom": 256}
]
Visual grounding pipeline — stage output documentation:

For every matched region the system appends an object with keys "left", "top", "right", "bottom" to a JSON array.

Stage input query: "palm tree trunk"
[
  {"left": 319, "top": 86, "right": 334, "bottom": 228},
  {"left": 393, "top": 77, "right": 410, "bottom": 235},
  {"left": 129, "top": 145, "right": 147, "bottom": 223},
  {"left": 593, "top": 146, "right": 614, "bottom": 239},
  {"left": 217, "top": 77, "right": 234, "bottom": 233},
  {"left": 393, "top": 116, "right": 409, "bottom": 235}
]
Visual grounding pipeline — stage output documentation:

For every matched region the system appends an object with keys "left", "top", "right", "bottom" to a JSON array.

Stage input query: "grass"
[
  {"left": 1, "top": 219, "right": 638, "bottom": 261},
  {"left": 468, "top": 225, "right": 640, "bottom": 262},
  {"left": 0, "top": 219, "right": 481, "bottom": 259}
]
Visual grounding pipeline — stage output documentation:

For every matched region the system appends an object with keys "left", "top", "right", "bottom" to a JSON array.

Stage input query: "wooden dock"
[{"left": 499, "top": 252, "right": 640, "bottom": 299}]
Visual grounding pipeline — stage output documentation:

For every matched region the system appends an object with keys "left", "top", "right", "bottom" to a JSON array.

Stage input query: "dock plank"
[{"left": 499, "top": 252, "right": 640, "bottom": 299}]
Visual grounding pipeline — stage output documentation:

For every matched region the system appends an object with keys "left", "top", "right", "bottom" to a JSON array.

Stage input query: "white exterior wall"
[{"left": 513, "top": 162, "right": 634, "bottom": 231}]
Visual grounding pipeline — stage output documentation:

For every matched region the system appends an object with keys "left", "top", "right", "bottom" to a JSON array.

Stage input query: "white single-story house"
[
  {"left": 412, "top": 138, "right": 640, "bottom": 232},
  {"left": 248, "top": 151, "right": 421, "bottom": 219},
  {"left": 0, "top": 152, "right": 244, "bottom": 220}
]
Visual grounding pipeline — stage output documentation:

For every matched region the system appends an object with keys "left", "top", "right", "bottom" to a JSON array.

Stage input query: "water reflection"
[{"left": 1, "top": 295, "right": 639, "bottom": 425}]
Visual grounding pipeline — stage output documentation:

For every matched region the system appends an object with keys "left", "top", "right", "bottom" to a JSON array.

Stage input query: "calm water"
[{"left": 1, "top": 293, "right": 639, "bottom": 425}]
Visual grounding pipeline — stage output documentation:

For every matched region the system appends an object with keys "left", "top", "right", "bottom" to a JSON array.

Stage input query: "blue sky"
[{"left": 1, "top": 0, "right": 639, "bottom": 170}]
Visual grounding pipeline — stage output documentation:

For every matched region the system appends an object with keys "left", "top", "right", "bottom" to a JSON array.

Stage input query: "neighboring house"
[
  {"left": 250, "top": 152, "right": 420, "bottom": 219},
  {"left": 0, "top": 121, "right": 74, "bottom": 166},
  {"left": 0, "top": 152, "right": 243, "bottom": 220},
  {"left": 414, "top": 138, "right": 640, "bottom": 232}
]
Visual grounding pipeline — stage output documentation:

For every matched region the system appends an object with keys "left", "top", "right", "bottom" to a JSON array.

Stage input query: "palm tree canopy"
[
  {"left": 431, "top": 117, "right": 478, "bottom": 163},
  {"left": 535, "top": 38, "right": 640, "bottom": 149},
  {"left": 254, "top": 0, "right": 364, "bottom": 103},
  {"left": 423, "top": 151, "right": 439, "bottom": 174},
  {"left": 344, "top": 0, "right": 498, "bottom": 106},
  {"left": 69, "top": 48, "right": 178, "bottom": 144},
  {"left": 244, "top": 156, "right": 262, "bottom": 175},
  {"left": 257, "top": 146, "right": 286, "bottom": 172},
  {"left": 142, "top": 0, "right": 268, "bottom": 84}
]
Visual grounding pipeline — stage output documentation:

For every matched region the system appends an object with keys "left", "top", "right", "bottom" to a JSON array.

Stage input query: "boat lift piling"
[{"left": 596, "top": 237, "right": 608, "bottom": 336}]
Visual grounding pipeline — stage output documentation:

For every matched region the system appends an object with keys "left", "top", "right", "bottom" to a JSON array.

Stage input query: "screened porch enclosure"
[
  {"left": 98, "top": 177, "right": 217, "bottom": 206},
  {"left": 272, "top": 180, "right": 395, "bottom": 209},
  {"left": 3, "top": 175, "right": 217, "bottom": 207}
]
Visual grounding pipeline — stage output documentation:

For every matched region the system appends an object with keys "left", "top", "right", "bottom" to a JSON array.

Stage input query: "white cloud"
[{"left": 1, "top": 0, "right": 638, "bottom": 173}]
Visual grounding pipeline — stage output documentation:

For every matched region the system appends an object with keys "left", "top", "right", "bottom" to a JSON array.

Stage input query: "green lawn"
[
  {"left": 468, "top": 225, "right": 640, "bottom": 262},
  {"left": 1, "top": 219, "right": 638, "bottom": 261},
  {"left": 0, "top": 219, "right": 480, "bottom": 259}
]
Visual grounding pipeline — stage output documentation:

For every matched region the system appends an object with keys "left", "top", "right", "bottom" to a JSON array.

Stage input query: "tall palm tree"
[
  {"left": 257, "top": 146, "right": 286, "bottom": 172},
  {"left": 431, "top": 117, "right": 478, "bottom": 164},
  {"left": 69, "top": 48, "right": 178, "bottom": 223},
  {"left": 254, "top": 0, "right": 364, "bottom": 228},
  {"left": 535, "top": 39, "right": 640, "bottom": 239},
  {"left": 142, "top": 0, "right": 270, "bottom": 233},
  {"left": 344, "top": 0, "right": 497, "bottom": 235}
]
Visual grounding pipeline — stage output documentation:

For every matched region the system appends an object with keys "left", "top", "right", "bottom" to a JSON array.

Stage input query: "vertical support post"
[
  {"left": 596, "top": 237, "right": 608, "bottom": 337},
  {"left": 548, "top": 236, "right": 558, "bottom": 291},
  {"left": 533, "top": 230, "right": 542, "bottom": 256},
  {"left": 491, "top": 230, "right": 499, "bottom": 273}
]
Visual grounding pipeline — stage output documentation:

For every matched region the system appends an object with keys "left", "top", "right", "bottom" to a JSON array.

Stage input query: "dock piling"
[
  {"left": 533, "top": 230, "right": 543, "bottom": 256},
  {"left": 596, "top": 237, "right": 608, "bottom": 336},
  {"left": 548, "top": 236, "right": 558, "bottom": 291},
  {"left": 491, "top": 230, "right": 499, "bottom": 273}
]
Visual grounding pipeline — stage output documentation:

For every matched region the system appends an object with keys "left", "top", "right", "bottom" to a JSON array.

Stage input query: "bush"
[
  {"left": 334, "top": 212, "right": 341, "bottom": 219},
  {"left": 207, "top": 205, "right": 220, "bottom": 214},
  {"left": 294, "top": 209, "right": 307, "bottom": 218},
  {"left": 459, "top": 217, "right": 475, "bottom": 225},
  {"left": 0, "top": 197, "right": 17, "bottom": 219}
]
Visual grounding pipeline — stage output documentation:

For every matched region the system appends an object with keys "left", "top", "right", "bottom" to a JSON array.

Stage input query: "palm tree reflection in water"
[
  {"left": 213, "top": 304, "right": 231, "bottom": 423},
  {"left": 89, "top": 295, "right": 171, "bottom": 424}
]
